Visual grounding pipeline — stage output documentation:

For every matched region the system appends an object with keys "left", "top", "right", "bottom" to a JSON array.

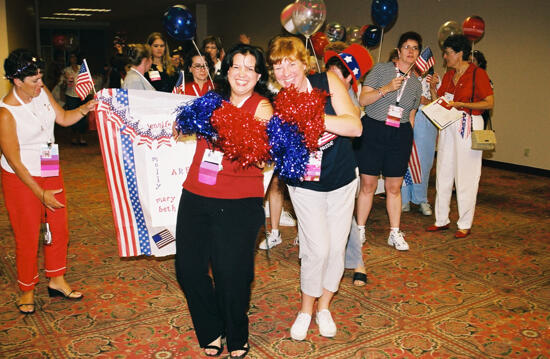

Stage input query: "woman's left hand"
[{"left": 449, "top": 101, "right": 464, "bottom": 109}]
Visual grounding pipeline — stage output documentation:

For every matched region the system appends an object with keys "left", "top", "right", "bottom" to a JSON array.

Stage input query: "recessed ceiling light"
[
  {"left": 53, "top": 12, "right": 92, "bottom": 16},
  {"left": 68, "top": 8, "right": 111, "bottom": 12},
  {"left": 41, "top": 16, "right": 76, "bottom": 21}
]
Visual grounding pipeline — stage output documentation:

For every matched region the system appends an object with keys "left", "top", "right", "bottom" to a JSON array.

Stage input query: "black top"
[
  {"left": 144, "top": 63, "right": 178, "bottom": 92},
  {"left": 289, "top": 72, "right": 356, "bottom": 192}
]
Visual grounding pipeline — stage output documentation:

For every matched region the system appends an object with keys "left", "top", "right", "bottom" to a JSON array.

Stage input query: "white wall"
[{"left": 208, "top": 0, "right": 550, "bottom": 170}]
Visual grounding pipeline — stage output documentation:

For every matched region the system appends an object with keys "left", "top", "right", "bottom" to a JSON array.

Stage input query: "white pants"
[
  {"left": 435, "top": 115, "right": 483, "bottom": 230},
  {"left": 288, "top": 179, "right": 357, "bottom": 297}
]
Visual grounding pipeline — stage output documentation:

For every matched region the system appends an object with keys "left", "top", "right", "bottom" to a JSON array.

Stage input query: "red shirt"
[
  {"left": 184, "top": 81, "right": 214, "bottom": 97},
  {"left": 437, "top": 63, "right": 493, "bottom": 116},
  {"left": 183, "top": 93, "right": 265, "bottom": 199}
]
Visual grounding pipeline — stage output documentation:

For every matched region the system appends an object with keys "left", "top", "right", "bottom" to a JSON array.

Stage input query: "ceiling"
[{"left": 37, "top": 0, "right": 223, "bottom": 26}]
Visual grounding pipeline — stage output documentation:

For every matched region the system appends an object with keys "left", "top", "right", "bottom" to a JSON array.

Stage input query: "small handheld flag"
[
  {"left": 415, "top": 47, "right": 435, "bottom": 73},
  {"left": 75, "top": 59, "right": 95, "bottom": 100},
  {"left": 172, "top": 70, "right": 185, "bottom": 94}
]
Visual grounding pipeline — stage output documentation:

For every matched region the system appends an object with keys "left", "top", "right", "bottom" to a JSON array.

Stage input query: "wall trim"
[{"left": 483, "top": 159, "right": 550, "bottom": 177}]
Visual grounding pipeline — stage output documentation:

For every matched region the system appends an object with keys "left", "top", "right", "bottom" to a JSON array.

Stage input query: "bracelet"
[{"left": 378, "top": 89, "right": 385, "bottom": 98}]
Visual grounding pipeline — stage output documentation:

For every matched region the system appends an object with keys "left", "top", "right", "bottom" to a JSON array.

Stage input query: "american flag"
[
  {"left": 415, "top": 47, "right": 435, "bottom": 73},
  {"left": 172, "top": 70, "right": 185, "bottom": 94},
  {"left": 152, "top": 229, "right": 175, "bottom": 249},
  {"left": 75, "top": 59, "right": 94, "bottom": 100},
  {"left": 404, "top": 141, "right": 422, "bottom": 185}
]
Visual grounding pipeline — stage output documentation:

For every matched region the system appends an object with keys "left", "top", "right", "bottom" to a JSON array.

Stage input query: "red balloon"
[
  {"left": 311, "top": 32, "right": 329, "bottom": 57},
  {"left": 462, "top": 16, "right": 485, "bottom": 42},
  {"left": 52, "top": 34, "right": 67, "bottom": 49}
]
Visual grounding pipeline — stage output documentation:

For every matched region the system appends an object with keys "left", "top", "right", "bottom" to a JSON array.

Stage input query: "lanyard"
[
  {"left": 394, "top": 66, "right": 410, "bottom": 106},
  {"left": 13, "top": 88, "right": 54, "bottom": 143},
  {"left": 192, "top": 81, "right": 213, "bottom": 97}
]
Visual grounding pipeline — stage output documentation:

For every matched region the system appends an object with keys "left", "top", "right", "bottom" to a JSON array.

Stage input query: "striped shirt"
[{"left": 363, "top": 62, "right": 421, "bottom": 123}]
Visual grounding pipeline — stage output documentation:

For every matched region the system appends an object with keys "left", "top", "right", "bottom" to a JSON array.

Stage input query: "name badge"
[
  {"left": 303, "top": 151, "right": 322, "bottom": 182},
  {"left": 385, "top": 105, "right": 403, "bottom": 128},
  {"left": 198, "top": 149, "right": 223, "bottom": 185},
  {"left": 148, "top": 70, "right": 161, "bottom": 81},
  {"left": 40, "top": 143, "right": 59, "bottom": 177},
  {"left": 444, "top": 92, "right": 454, "bottom": 102}
]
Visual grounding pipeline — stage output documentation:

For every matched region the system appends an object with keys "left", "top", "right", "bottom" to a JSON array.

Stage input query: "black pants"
[
  {"left": 175, "top": 189, "right": 264, "bottom": 352},
  {"left": 65, "top": 95, "right": 87, "bottom": 134}
]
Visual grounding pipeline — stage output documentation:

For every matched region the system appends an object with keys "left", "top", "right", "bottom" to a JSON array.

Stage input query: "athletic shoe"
[
  {"left": 418, "top": 202, "right": 433, "bottom": 216},
  {"left": 402, "top": 202, "right": 411, "bottom": 212},
  {"left": 315, "top": 309, "right": 337, "bottom": 337},
  {"left": 387, "top": 230, "right": 409, "bottom": 251},
  {"left": 290, "top": 312, "right": 312, "bottom": 341},
  {"left": 279, "top": 210, "right": 296, "bottom": 227},
  {"left": 258, "top": 231, "right": 282, "bottom": 250}
]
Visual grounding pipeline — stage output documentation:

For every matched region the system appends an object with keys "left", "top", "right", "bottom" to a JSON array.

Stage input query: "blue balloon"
[
  {"left": 163, "top": 5, "right": 196, "bottom": 41},
  {"left": 361, "top": 25, "right": 382, "bottom": 48},
  {"left": 371, "top": 0, "right": 398, "bottom": 28}
]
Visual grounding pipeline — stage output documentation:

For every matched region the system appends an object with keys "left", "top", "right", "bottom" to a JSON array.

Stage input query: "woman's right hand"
[
  {"left": 42, "top": 188, "right": 65, "bottom": 211},
  {"left": 385, "top": 76, "right": 405, "bottom": 92},
  {"left": 429, "top": 73, "right": 440, "bottom": 89}
]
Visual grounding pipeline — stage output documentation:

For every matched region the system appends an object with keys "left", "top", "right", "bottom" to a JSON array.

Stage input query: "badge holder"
[
  {"left": 41, "top": 143, "right": 60, "bottom": 177},
  {"left": 198, "top": 148, "right": 224, "bottom": 185}
]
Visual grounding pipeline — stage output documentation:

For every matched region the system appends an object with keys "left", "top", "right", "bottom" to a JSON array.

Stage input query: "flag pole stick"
[
  {"left": 191, "top": 39, "right": 214, "bottom": 86},
  {"left": 83, "top": 59, "right": 97, "bottom": 94},
  {"left": 377, "top": 27, "right": 385, "bottom": 63}
]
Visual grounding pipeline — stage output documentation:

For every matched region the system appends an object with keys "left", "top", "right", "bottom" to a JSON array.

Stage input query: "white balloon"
[{"left": 292, "top": 0, "right": 326, "bottom": 37}]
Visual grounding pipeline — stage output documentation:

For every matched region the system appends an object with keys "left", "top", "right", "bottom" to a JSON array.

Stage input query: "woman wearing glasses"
[
  {"left": 355, "top": 32, "right": 423, "bottom": 251},
  {"left": 182, "top": 51, "right": 215, "bottom": 97},
  {"left": 0, "top": 49, "right": 96, "bottom": 314}
]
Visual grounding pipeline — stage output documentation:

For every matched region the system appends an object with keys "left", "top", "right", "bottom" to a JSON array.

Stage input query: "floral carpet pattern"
[{"left": 1, "top": 131, "right": 549, "bottom": 358}]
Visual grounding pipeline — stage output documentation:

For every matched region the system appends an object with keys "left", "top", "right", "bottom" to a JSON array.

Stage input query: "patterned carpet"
[{"left": 1, "top": 129, "right": 549, "bottom": 358}]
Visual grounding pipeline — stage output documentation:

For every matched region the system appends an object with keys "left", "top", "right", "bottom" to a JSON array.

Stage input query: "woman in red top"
[
  {"left": 427, "top": 35, "right": 494, "bottom": 238},
  {"left": 174, "top": 44, "right": 273, "bottom": 359},
  {"left": 182, "top": 51, "right": 215, "bottom": 96}
]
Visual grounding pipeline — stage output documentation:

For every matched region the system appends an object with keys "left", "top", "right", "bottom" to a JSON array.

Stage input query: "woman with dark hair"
[
  {"left": 427, "top": 34, "right": 494, "bottom": 238},
  {"left": 202, "top": 35, "right": 223, "bottom": 75},
  {"left": 470, "top": 50, "right": 487, "bottom": 70},
  {"left": 122, "top": 44, "right": 154, "bottom": 90},
  {"left": 175, "top": 43, "right": 273, "bottom": 358},
  {"left": 144, "top": 32, "right": 177, "bottom": 92},
  {"left": 0, "top": 49, "right": 96, "bottom": 314},
  {"left": 267, "top": 36, "right": 361, "bottom": 341},
  {"left": 355, "top": 31, "right": 423, "bottom": 250},
  {"left": 182, "top": 51, "right": 214, "bottom": 96}
]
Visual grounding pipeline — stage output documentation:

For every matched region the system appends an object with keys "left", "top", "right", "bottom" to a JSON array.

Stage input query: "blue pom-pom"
[
  {"left": 175, "top": 91, "right": 223, "bottom": 139},
  {"left": 267, "top": 115, "right": 309, "bottom": 181}
]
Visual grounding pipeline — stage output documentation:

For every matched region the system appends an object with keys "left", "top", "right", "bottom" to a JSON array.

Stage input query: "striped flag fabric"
[
  {"left": 406, "top": 141, "right": 422, "bottom": 184},
  {"left": 415, "top": 47, "right": 435, "bottom": 73},
  {"left": 172, "top": 70, "right": 185, "bottom": 94},
  {"left": 75, "top": 59, "right": 94, "bottom": 100}
]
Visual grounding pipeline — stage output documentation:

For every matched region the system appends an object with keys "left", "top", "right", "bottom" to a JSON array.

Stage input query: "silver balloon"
[
  {"left": 438, "top": 20, "right": 463, "bottom": 48},
  {"left": 292, "top": 0, "right": 327, "bottom": 38},
  {"left": 347, "top": 25, "right": 362, "bottom": 44},
  {"left": 325, "top": 22, "right": 346, "bottom": 42}
]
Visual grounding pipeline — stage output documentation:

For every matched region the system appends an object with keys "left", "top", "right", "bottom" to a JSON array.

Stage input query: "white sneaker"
[
  {"left": 290, "top": 312, "right": 311, "bottom": 341},
  {"left": 358, "top": 226, "right": 366, "bottom": 245},
  {"left": 387, "top": 230, "right": 409, "bottom": 251},
  {"left": 258, "top": 231, "right": 282, "bottom": 250},
  {"left": 279, "top": 210, "right": 296, "bottom": 227},
  {"left": 402, "top": 202, "right": 410, "bottom": 212},
  {"left": 315, "top": 309, "right": 337, "bottom": 337},
  {"left": 418, "top": 202, "right": 433, "bottom": 216}
]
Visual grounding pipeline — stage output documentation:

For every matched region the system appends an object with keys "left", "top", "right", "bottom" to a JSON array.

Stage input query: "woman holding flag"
[
  {"left": 355, "top": 31, "right": 423, "bottom": 251},
  {"left": 426, "top": 34, "right": 494, "bottom": 238},
  {"left": 0, "top": 49, "right": 96, "bottom": 314}
]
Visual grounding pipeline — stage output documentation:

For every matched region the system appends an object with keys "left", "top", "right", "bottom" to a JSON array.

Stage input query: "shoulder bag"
[{"left": 470, "top": 68, "right": 496, "bottom": 151}]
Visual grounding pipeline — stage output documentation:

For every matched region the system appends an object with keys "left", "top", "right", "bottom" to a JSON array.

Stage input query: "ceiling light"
[
  {"left": 68, "top": 8, "right": 111, "bottom": 12},
  {"left": 53, "top": 12, "right": 92, "bottom": 16},
  {"left": 41, "top": 16, "right": 76, "bottom": 21}
]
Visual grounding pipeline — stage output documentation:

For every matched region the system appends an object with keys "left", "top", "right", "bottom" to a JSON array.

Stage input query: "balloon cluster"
[{"left": 437, "top": 16, "right": 485, "bottom": 49}]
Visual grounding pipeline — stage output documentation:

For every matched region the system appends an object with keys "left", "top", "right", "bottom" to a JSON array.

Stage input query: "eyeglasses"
[
  {"left": 401, "top": 45, "right": 419, "bottom": 51},
  {"left": 191, "top": 64, "right": 208, "bottom": 70}
]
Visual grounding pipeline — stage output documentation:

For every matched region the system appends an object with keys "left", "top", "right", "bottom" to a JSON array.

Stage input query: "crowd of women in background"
[{"left": 1, "top": 27, "right": 493, "bottom": 358}]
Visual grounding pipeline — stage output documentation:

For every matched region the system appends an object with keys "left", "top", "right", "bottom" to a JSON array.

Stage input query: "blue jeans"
[
  {"left": 402, "top": 106, "right": 438, "bottom": 205},
  {"left": 345, "top": 217, "right": 364, "bottom": 269}
]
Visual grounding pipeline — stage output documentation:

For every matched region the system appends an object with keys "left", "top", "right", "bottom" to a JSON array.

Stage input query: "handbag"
[{"left": 469, "top": 68, "right": 496, "bottom": 151}]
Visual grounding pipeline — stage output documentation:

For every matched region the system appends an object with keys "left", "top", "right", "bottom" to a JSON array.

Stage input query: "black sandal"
[
  {"left": 17, "top": 302, "right": 36, "bottom": 314},
  {"left": 47, "top": 287, "right": 83, "bottom": 300},
  {"left": 204, "top": 337, "right": 224, "bottom": 357},
  {"left": 229, "top": 343, "right": 249, "bottom": 358},
  {"left": 352, "top": 272, "right": 368, "bottom": 287}
]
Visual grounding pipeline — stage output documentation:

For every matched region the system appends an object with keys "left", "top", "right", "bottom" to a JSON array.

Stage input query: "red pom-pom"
[
  {"left": 210, "top": 101, "right": 270, "bottom": 167},
  {"left": 273, "top": 86, "right": 328, "bottom": 151}
]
